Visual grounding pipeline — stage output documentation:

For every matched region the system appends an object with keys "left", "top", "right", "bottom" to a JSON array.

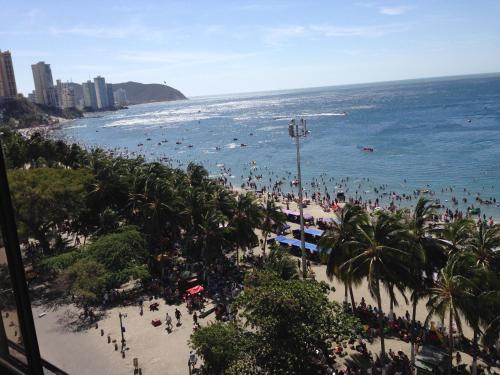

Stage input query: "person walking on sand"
[
  {"left": 165, "top": 313, "right": 172, "bottom": 332},
  {"left": 193, "top": 312, "right": 198, "bottom": 326},
  {"left": 175, "top": 308, "right": 182, "bottom": 326},
  {"left": 188, "top": 350, "right": 197, "bottom": 373}
]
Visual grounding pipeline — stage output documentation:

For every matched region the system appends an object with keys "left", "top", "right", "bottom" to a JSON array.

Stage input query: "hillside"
[
  {"left": 111, "top": 82, "right": 187, "bottom": 104},
  {"left": 65, "top": 81, "right": 186, "bottom": 105},
  {"left": 0, "top": 97, "right": 82, "bottom": 129}
]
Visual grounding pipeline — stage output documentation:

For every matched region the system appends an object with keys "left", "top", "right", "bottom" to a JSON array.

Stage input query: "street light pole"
[
  {"left": 119, "top": 312, "right": 126, "bottom": 349},
  {"left": 289, "top": 118, "right": 309, "bottom": 279}
]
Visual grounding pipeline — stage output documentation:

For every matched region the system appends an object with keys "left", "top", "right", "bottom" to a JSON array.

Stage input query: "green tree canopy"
[
  {"left": 59, "top": 258, "right": 108, "bottom": 306},
  {"left": 190, "top": 322, "right": 254, "bottom": 373},
  {"left": 235, "top": 272, "right": 359, "bottom": 374},
  {"left": 8, "top": 167, "right": 94, "bottom": 254}
]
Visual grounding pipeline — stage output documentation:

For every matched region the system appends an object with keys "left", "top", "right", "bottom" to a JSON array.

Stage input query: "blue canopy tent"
[
  {"left": 292, "top": 228, "right": 324, "bottom": 243},
  {"left": 304, "top": 228, "right": 323, "bottom": 237},
  {"left": 268, "top": 236, "right": 322, "bottom": 259}
]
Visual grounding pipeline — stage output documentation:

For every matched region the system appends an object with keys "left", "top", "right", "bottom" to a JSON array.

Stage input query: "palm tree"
[
  {"left": 439, "top": 218, "right": 474, "bottom": 254},
  {"left": 426, "top": 253, "right": 477, "bottom": 375},
  {"left": 467, "top": 222, "right": 500, "bottom": 270},
  {"left": 259, "top": 198, "right": 286, "bottom": 257},
  {"left": 127, "top": 163, "right": 182, "bottom": 253},
  {"left": 342, "top": 210, "right": 409, "bottom": 356},
  {"left": 193, "top": 211, "right": 229, "bottom": 262},
  {"left": 229, "top": 192, "right": 263, "bottom": 267},
  {"left": 461, "top": 222, "right": 500, "bottom": 375},
  {"left": 211, "top": 186, "right": 236, "bottom": 223},
  {"left": 460, "top": 285, "right": 499, "bottom": 375},
  {"left": 319, "top": 204, "right": 366, "bottom": 308},
  {"left": 264, "top": 243, "right": 300, "bottom": 280},
  {"left": 403, "top": 197, "right": 446, "bottom": 365}
]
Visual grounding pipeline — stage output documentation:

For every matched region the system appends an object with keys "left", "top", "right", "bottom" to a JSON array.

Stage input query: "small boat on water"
[
  {"left": 137, "top": 143, "right": 143, "bottom": 147},
  {"left": 416, "top": 188, "right": 430, "bottom": 194},
  {"left": 240, "top": 143, "right": 247, "bottom": 147},
  {"left": 362, "top": 147, "right": 374, "bottom": 152},
  {"left": 176, "top": 141, "right": 182, "bottom": 145},
  {"left": 468, "top": 207, "right": 481, "bottom": 215}
]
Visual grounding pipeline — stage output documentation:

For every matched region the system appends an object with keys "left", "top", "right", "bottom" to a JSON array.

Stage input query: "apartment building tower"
[
  {"left": 0, "top": 50, "right": 17, "bottom": 98},
  {"left": 82, "top": 80, "right": 98, "bottom": 110},
  {"left": 93, "top": 76, "right": 108, "bottom": 109},
  {"left": 31, "top": 61, "right": 57, "bottom": 106}
]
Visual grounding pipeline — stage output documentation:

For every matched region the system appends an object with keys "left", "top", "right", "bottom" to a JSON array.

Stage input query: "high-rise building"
[
  {"left": 0, "top": 50, "right": 18, "bottom": 98},
  {"left": 82, "top": 80, "right": 98, "bottom": 110},
  {"left": 31, "top": 61, "right": 57, "bottom": 106},
  {"left": 106, "top": 83, "right": 114, "bottom": 108},
  {"left": 60, "top": 82, "right": 75, "bottom": 109},
  {"left": 27, "top": 91, "right": 36, "bottom": 103},
  {"left": 56, "top": 79, "right": 63, "bottom": 107},
  {"left": 93, "top": 76, "right": 108, "bottom": 109},
  {"left": 114, "top": 88, "right": 128, "bottom": 106}
]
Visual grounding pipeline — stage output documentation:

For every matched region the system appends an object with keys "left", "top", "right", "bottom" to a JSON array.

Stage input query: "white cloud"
[
  {"left": 379, "top": 6, "right": 411, "bottom": 15},
  {"left": 263, "top": 23, "right": 410, "bottom": 44},
  {"left": 310, "top": 23, "right": 409, "bottom": 37}
]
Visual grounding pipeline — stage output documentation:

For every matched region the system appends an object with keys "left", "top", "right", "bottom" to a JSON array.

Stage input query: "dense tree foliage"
[
  {"left": 320, "top": 198, "right": 500, "bottom": 373},
  {"left": 190, "top": 322, "right": 254, "bottom": 373},
  {"left": 8, "top": 167, "right": 94, "bottom": 254},
  {"left": 46, "top": 226, "right": 150, "bottom": 306},
  {"left": 192, "top": 269, "right": 360, "bottom": 374},
  {"left": 1, "top": 129, "right": 274, "bottom": 266}
]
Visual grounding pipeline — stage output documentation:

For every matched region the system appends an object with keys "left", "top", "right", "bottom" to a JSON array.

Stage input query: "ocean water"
[{"left": 53, "top": 75, "right": 500, "bottom": 218}]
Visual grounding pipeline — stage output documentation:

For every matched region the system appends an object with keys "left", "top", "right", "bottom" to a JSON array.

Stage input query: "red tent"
[{"left": 186, "top": 285, "right": 204, "bottom": 296}]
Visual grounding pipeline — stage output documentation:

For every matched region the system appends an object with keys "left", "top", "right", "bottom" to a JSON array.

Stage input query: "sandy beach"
[{"left": 28, "top": 193, "right": 496, "bottom": 375}]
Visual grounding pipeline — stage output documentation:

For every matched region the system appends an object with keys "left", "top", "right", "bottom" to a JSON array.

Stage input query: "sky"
[{"left": 1, "top": 0, "right": 500, "bottom": 97}]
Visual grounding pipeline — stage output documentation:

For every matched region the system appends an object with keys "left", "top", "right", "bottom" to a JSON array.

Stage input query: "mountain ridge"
[
  {"left": 111, "top": 81, "right": 187, "bottom": 104},
  {"left": 69, "top": 81, "right": 187, "bottom": 105}
]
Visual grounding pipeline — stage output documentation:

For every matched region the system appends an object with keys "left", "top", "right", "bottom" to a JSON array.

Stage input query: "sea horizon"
[{"left": 183, "top": 71, "right": 500, "bottom": 101}]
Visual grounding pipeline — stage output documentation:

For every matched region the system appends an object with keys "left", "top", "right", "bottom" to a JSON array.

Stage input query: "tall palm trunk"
[
  {"left": 344, "top": 283, "right": 348, "bottom": 304},
  {"left": 410, "top": 296, "right": 418, "bottom": 366},
  {"left": 376, "top": 281, "right": 386, "bottom": 357},
  {"left": 261, "top": 230, "right": 268, "bottom": 257},
  {"left": 448, "top": 310, "right": 453, "bottom": 375},
  {"left": 471, "top": 329, "right": 478, "bottom": 375},
  {"left": 348, "top": 282, "right": 356, "bottom": 309}
]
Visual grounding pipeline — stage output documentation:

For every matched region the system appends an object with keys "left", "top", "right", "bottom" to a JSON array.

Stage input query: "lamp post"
[
  {"left": 118, "top": 312, "right": 127, "bottom": 349},
  {"left": 288, "top": 118, "right": 309, "bottom": 279}
]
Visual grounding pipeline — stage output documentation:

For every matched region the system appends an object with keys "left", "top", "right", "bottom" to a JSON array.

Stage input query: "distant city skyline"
[{"left": 2, "top": 0, "right": 500, "bottom": 97}]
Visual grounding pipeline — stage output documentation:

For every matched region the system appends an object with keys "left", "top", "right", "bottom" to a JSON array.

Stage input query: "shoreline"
[
  {"left": 17, "top": 116, "right": 74, "bottom": 138},
  {"left": 46, "top": 121, "right": 500, "bottom": 222}
]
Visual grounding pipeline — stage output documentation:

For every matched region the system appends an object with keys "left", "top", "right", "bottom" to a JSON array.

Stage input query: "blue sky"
[{"left": 1, "top": 0, "right": 500, "bottom": 96}]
